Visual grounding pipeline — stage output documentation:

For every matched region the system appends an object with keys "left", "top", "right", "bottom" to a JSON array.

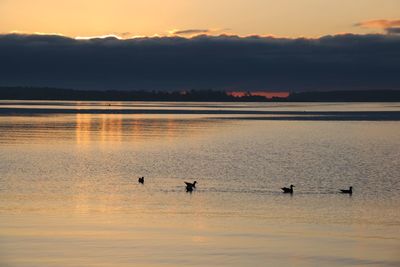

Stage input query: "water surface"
[{"left": 0, "top": 101, "right": 399, "bottom": 266}]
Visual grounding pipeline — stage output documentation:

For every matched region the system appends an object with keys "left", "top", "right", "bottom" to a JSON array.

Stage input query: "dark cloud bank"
[{"left": 0, "top": 33, "right": 399, "bottom": 92}]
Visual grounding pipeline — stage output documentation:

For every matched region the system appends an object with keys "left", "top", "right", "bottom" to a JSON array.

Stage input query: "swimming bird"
[
  {"left": 340, "top": 186, "right": 352, "bottom": 194},
  {"left": 138, "top": 176, "right": 144, "bottom": 184},
  {"left": 185, "top": 181, "right": 197, "bottom": 192},
  {"left": 281, "top": 184, "right": 295, "bottom": 194}
]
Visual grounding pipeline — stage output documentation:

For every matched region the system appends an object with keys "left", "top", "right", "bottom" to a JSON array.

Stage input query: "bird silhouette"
[
  {"left": 138, "top": 176, "right": 144, "bottom": 184},
  {"left": 281, "top": 184, "right": 295, "bottom": 194},
  {"left": 185, "top": 181, "right": 197, "bottom": 192},
  {"left": 184, "top": 181, "right": 197, "bottom": 188},
  {"left": 340, "top": 186, "right": 352, "bottom": 194}
]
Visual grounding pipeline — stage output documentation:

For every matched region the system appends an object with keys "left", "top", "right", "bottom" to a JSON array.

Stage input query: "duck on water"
[
  {"left": 185, "top": 181, "right": 197, "bottom": 192},
  {"left": 281, "top": 184, "right": 295, "bottom": 194},
  {"left": 138, "top": 176, "right": 144, "bottom": 184},
  {"left": 340, "top": 186, "right": 352, "bottom": 194}
]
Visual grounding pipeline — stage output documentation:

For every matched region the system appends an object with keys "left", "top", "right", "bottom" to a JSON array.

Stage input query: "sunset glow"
[
  {"left": 1, "top": 0, "right": 400, "bottom": 38},
  {"left": 228, "top": 91, "right": 289, "bottom": 99},
  {"left": 1, "top": 1, "right": 400, "bottom": 267}
]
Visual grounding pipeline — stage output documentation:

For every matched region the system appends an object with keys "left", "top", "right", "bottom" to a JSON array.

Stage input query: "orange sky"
[{"left": 1, "top": 0, "right": 399, "bottom": 38}]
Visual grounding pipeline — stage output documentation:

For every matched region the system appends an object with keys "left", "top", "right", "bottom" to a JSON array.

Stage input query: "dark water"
[{"left": 0, "top": 101, "right": 399, "bottom": 266}]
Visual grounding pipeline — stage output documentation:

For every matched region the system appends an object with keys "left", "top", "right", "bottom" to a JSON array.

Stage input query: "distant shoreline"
[{"left": 1, "top": 87, "right": 400, "bottom": 102}]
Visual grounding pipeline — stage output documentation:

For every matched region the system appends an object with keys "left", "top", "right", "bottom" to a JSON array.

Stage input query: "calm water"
[{"left": 0, "top": 101, "right": 399, "bottom": 267}]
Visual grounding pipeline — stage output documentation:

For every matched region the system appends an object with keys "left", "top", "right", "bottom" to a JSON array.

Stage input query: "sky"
[
  {"left": 0, "top": 0, "right": 399, "bottom": 92},
  {"left": 1, "top": 0, "right": 400, "bottom": 38}
]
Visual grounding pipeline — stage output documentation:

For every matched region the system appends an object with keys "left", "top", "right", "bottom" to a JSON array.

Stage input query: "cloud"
[
  {"left": 0, "top": 33, "right": 400, "bottom": 91},
  {"left": 170, "top": 29, "right": 210, "bottom": 35},
  {"left": 355, "top": 19, "right": 400, "bottom": 29},
  {"left": 75, "top": 34, "right": 123, "bottom": 40},
  {"left": 169, "top": 28, "right": 230, "bottom": 36},
  {"left": 355, "top": 19, "right": 400, "bottom": 35}
]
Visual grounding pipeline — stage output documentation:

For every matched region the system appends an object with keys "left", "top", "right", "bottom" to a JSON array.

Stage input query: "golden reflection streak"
[
  {"left": 75, "top": 114, "right": 91, "bottom": 146},
  {"left": 76, "top": 114, "right": 125, "bottom": 145},
  {"left": 75, "top": 112, "right": 225, "bottom": 146},
  {"left": 99, "top": 114, "right": 123, "bottom": 144}
]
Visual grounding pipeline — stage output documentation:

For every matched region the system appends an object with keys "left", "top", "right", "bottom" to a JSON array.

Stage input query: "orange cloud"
[
  {"left": 355, "top": 19, "right": 400, "bottom": 29},
  {"left": 355, "top": 19, "right": 400, "bottom": 35}
]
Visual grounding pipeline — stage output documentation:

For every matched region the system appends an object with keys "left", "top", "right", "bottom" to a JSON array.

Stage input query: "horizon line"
[{"left": 2, "top": 31, "right": 396, "bottom": 41}]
